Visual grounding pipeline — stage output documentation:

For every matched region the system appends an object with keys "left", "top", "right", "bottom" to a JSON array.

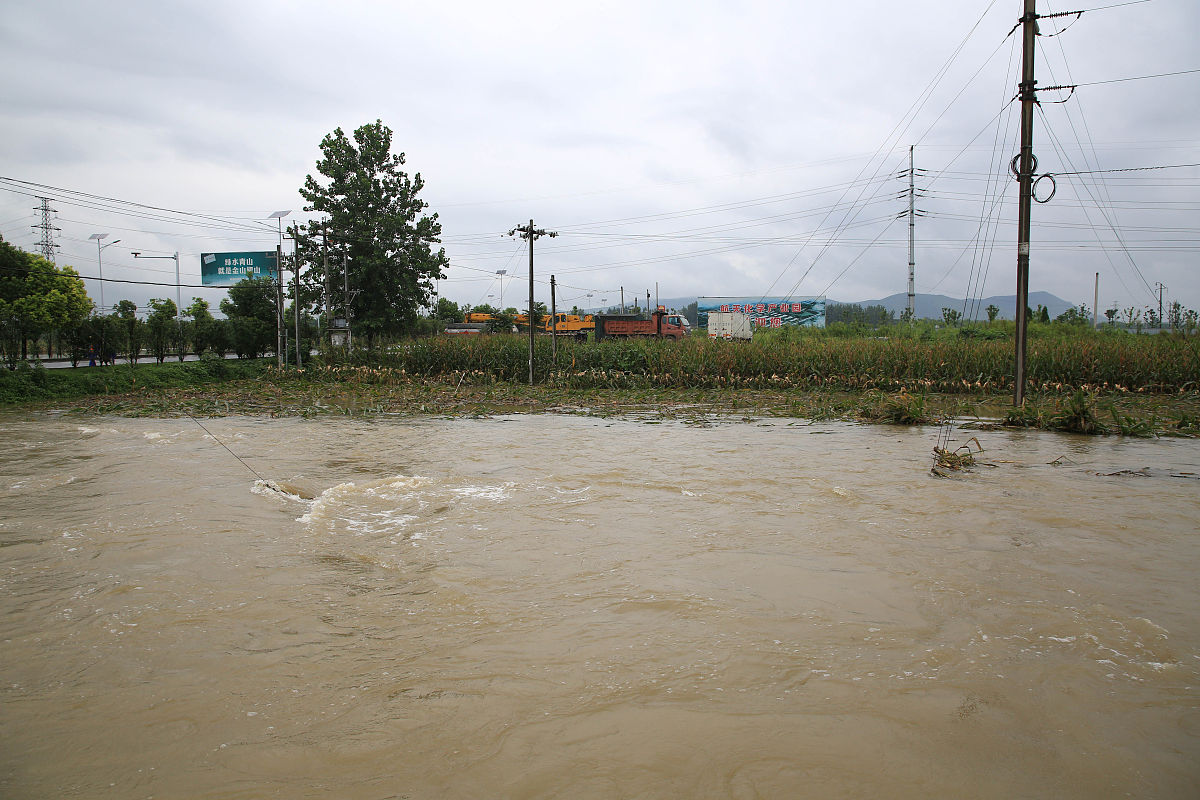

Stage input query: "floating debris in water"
[
  {"left": 931, "top": 437, "right": 984, "bottom": 477},
  {"left": 252, "top": 480, "right": 316, "bottom": 501}
]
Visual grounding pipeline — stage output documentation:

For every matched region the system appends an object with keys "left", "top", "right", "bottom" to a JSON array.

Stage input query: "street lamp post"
[
  {"left": 88, "top": 233, "right": 120, "bottom": 312},
  {"left": 131, "top": 250, "right": 182, "bottom": 351},
  {"left": 268, "top": 211, "right": 291, "bottom": 368}
]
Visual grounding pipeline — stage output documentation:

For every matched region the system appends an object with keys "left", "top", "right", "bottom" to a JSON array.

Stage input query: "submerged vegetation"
[
  {"left": 931, "top": 437, "right": 984, "bottom": 477},
  {"left": 2, "top": 328, "right": 1198, "bottom": 438}
]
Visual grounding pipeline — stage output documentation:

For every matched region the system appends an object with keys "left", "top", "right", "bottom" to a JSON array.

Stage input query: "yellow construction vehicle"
[
  {"left": 540, "top": 312, "right": 595, "bottom": 338},
  {"left": 514, "top": 312, "right": 595, "bottom": 337},
  {"left": 459, "top": 310, "right": 595, "bottom": 338}
]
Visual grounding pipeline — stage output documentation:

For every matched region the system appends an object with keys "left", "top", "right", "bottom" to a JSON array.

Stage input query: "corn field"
[{"left": 321, "top": 333, "right": 1200, "bottom": 394}]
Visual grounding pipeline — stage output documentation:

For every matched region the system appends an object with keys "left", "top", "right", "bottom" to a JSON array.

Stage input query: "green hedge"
[{"left": 0, "top": 358, "right": 273, "bottom": 405}]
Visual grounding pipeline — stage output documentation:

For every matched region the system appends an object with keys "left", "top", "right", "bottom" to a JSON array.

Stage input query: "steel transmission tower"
[{"left": 33, "top": 197, "right": 59, "bottom": 262}]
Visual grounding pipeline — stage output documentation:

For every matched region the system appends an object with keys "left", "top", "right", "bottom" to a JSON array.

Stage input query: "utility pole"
[
  {"left": 269, "top": 211, "right": 290, "bottom": 368},
  {"left": 276, "top": 245, "right": 285, "bottom": 367},
  {"left": 1013, "top": 0, "right": 1038, "bottom": 406},
  {"left": 1155, "top": 282, "right": 1165, "bottom": 328},
  {"left": 907, "top": 145, "right": 916, "bottom": 320},
  {"left": 290, "top": 225, "right": 302, "bottom": 368},
  {"left": 1094, "top": 272, "right": 1100, "bottom": 329},
  {"left": 321, "top": 219, "right": 331, "bottom": 343},
  {"left": 620, "top": 287, "right": 624, "bottom": 313},
  {"left": 173, "top": 252, "right": 181, "bottom": 342},
  {"left": 550, "top": 274, "right": 558, "bottom": 364},
  {"left": 32, "top": 197, "right": 59, "bottom": 262},
  {"left": 508, "top": 219, "right": 557, "bottom": 386},
  {"left": 343, "top": 251, "right": 353, "bottom": 348}
]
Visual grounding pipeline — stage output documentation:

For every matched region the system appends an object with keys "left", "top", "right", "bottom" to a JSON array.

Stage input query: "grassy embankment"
[{"left": 2, "top": 331, "right": 1198, "bottom": 436}]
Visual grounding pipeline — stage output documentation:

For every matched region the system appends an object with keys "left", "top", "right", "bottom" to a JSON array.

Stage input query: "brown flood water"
[{"left": 1, "top": 411, "right": 1198, "bottom": 799}]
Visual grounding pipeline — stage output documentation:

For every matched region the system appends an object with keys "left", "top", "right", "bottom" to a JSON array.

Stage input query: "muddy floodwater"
[{"left": 1, "top": 411, "right": 1198, "bottom": 798}]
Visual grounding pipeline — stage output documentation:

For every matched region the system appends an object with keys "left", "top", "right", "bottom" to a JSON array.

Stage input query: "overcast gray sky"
[{"left": 2, "top": 0, "right": 1197, "bottom": 318}]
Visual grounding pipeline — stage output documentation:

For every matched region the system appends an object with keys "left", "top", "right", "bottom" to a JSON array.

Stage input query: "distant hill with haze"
[
  {"left": 845, "top": 291, "right": 1079, "bottom": 321},
  {"left": 649, "top": 291, "right": 1080, "bottom": 321}
]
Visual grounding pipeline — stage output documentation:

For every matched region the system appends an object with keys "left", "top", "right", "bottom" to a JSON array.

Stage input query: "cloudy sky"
[{"left": 1, "top": 0, "right": 1197, "bottom": 318}]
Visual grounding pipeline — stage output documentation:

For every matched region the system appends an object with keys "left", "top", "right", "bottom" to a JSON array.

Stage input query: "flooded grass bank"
[{"left": 19, "top": 370, "right": 1200, "bottom": 438}]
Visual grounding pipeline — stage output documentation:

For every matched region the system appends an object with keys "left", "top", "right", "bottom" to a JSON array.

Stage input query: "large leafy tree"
[
  {"left": 185, "top": 297, "right": 219, "bottom": 357},
  {"left": 0, "top": 236, "right": 92, "bottom": 367},
  {"left": 298, "top": 120, "right": 448, "bottom": 345},
  {"left": 114, "top": 300, "right": 144, "bottom": 365},
  {"left": 433, "top": 297, "right": 462, "bottom": 325},
  {"left": 220, "top": 276, "right": 276, "bottom": 359},
  {"left": 146, "top": 298, "right": 178, "bottom": 364}
]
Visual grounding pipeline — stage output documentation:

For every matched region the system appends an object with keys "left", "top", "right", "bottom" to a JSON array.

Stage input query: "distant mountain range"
[
  {"left": 842, "top": 291, "right": 1079, "bottom": 321},
  {"left": 646, "top": 291, "right": 1080, "bottom": 321}
]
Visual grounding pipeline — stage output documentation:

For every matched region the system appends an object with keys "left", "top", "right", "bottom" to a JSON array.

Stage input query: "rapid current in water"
[{"left": 1, "top": 412, "right": 1198, "bottom": 798}]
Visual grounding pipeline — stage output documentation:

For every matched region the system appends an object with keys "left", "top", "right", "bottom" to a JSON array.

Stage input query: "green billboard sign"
[{"left": 200, "top": 251, "right": 278, "bottom": 286}]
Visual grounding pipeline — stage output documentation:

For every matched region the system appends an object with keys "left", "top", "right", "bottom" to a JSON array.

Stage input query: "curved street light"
[
  {"left": 131, "top": 251, "right": 182, "bottom": 339},
  {"left": 88, "top": 233, "right": 120, "bottom": 311},
  {"left": 268, "top": 211, "right": 292, "bottom": 368}
]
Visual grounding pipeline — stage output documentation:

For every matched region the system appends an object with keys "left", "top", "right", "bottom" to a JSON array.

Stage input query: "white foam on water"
[
  {"left": 452, "top": 482, "right": 515, "bottom": 501},
  {"left": 285, "top": 473, "right": 522, "bottom": 545},
  {"left": 297, "top": 475, "right": 433, "bottom": 526},
  {"left": 251, "top": 480, "right": 309, "bottom": 503},
  {"left": 8, "top": 475, "right": 77, "bottom": 493}
]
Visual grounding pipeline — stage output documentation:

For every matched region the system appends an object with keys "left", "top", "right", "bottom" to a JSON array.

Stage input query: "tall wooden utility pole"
[
  {"left": 321, "top": 219, "right": 331, "bottom": 343},
  {"left": 907, "top": 145, "right": 916, "bottom": 320},
  {"left": 1013, "top": 0, "right": 1038, "bottom": 406},
  {"left": 508, "top": 219, "right": 557, "bottom": 386},
  {"left": 550, "top": 274, "right": 558, "bottom": 364},
  {"left": 343, "top": 251, "right": 353, "bottom": 348}
]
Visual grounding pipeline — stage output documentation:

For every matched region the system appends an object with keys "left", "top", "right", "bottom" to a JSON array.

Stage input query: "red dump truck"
[{"left": 594, "top": 307, "right": 691, "bottom": 341}]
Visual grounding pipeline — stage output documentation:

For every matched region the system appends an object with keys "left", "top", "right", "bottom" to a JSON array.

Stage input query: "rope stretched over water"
[{"left": 185, "top": 413, "right": 267, "bottom": 482}]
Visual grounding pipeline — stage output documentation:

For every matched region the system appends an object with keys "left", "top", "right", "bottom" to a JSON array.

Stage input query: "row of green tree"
[
  {"left": 1, "top": 233, "right": 314, "bottom": 367},
  {"left": 1, "top": 235, "right": 92, "bottom": 365},
  {"left": 7, "top": 119, "right": 451, "bottom": 368},
  {"left": 823, "top": 300, "right": 1198, "bottom": 335}
]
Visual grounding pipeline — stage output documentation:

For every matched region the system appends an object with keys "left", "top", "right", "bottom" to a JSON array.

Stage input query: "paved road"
[{"left": 31, "top": 353, "right": 258, "bottom": 369}]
